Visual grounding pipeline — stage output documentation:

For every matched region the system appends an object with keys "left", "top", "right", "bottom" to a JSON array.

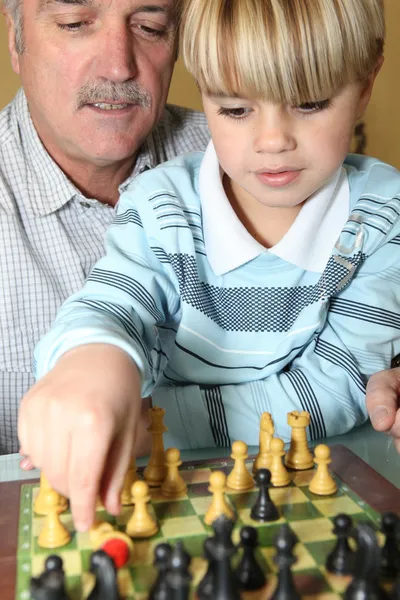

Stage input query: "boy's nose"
[{"left": 253, "top": 109, "right": 296, "bottom": 154}]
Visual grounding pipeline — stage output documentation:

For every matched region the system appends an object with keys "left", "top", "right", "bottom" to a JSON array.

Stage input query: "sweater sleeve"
[
  {"left": 153, "top": 240, "right": 400, "bottom": 449},
  {"left": 34, "top": 189, "right": 181, "bottom": 398}
]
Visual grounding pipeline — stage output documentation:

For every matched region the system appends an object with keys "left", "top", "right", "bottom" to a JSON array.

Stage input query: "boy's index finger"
[{"left": 67, "top": 427, "right": 113, "bottom": 532}]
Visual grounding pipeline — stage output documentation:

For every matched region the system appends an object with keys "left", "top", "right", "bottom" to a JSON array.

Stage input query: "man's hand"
[
  {"left": 18, "top": 344, "right": 142, "bottom": 531},
  {"left": 366, "top": 367, "right": 400, "bottom": 452}
]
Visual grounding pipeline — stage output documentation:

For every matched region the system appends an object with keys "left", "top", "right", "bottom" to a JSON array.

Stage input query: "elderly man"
[{"left": 0, "top": 0, "right": 209, "bottom": 455}]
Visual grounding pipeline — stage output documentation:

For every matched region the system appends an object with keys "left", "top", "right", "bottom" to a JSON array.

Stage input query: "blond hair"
[{"left": 180, "top": 0, "right": 385, "bottom": 105}]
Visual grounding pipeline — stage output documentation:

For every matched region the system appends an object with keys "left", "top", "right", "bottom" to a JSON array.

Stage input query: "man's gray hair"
[{"left": 2, "top": 0, "right": 24, "bottom": 53}]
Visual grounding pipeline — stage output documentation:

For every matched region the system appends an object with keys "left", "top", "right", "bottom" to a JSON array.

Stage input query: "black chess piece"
[
  {"left": 381, "top": 513, "right": 400, "bottom": 579},
  {"left": 165, "top": 541, "right": 192, "bottom": 600},
  {"left": 87, "top": 549, "right": 121, "bottom": 600},
  {"left": 30, "top": 555, "right": 69, "bottom": 600},
  {"left": 271, "top": 524, "right": 301, "bottom": 600},
  {"left": 344, "top": 522, "right": 390, "bottom": 600},
  {"left": 205, "top": 514, "right": 240, "bottom": 600},
  {"left": 251, "top": 469, "right": 279, "bottom": 522},
  {"left": 149, "top": 543, "right": 173, "bottom": 600},
  {"left": 326, "top": 513, "right": 355, "bottom": 575},
  {"left": 234, "top": 526, "right": 266, "bottom": 591},
  {"left": 197, "top": 536, "right": 216, "bottom": 600}
]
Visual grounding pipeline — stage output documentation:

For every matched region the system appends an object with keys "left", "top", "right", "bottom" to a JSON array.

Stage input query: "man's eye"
[
  {"left": 296, "top": 100, "right": 331, "bottom": 113},
  {"left": 137, "top": 24, "right": 168, "bottom": 38},
  {"left": 58, "top": 22, "right": 88, "bottom": 32},
  {"left": 217, "top": 107, "right": 251, "bottom": 120}
]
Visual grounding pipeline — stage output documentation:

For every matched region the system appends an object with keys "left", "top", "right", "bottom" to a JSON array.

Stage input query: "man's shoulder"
[
  {"left": 154, "top": 104, "right": 210, "bottom": 157},
  {"left": 0, "top": 96, "right": 17, "bottom": 151}
]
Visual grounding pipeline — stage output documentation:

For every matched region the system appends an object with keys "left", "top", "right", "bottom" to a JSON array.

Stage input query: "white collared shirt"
[{"left": 199, "top": 141, "right": 350, "bottom": 275}]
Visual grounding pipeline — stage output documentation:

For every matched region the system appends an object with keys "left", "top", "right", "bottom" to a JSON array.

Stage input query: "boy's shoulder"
[
  {"left": 342, "top": 154, "right": 400, "bottom": 254},
  {"left": 125, "top": 151, "right": 204, "bottom": 210},
  {"left": 344, "top": 153, "right": 400, "bottom": 206}
]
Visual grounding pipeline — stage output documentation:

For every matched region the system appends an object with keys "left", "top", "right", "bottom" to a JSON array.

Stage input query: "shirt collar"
[
  {"left": 14, "top": 89, "right": 156, "bottom": 216},
  {"left": 199, "top": 141, "right": 349, "bottom": 275}
]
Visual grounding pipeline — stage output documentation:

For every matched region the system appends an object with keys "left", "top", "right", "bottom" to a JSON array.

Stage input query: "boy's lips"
[{"left": 255, "top": 168, "right": 301, "bottom": 187}]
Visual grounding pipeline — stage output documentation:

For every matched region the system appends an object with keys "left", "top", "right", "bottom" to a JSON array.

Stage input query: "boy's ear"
[
  {"left": 357, "top": 55, "right": 384, "bottom": 119},
  {"left": 3, "top": 9, "right": 21, "bottom": 75}
]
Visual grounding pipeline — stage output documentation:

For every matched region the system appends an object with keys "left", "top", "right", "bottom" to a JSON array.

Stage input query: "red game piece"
[{"left": 101, "top": 538, "right": 130, "bottom": 569}]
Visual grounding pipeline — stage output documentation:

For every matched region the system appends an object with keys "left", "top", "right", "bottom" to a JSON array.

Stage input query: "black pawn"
[
  {"left": 271, "top": 524, "right": 301, "bottom": 600},
  {"left": 206, "top": 515, "right": 240, "bottom": 600},
  {"left": 251, "top": 469, "right": 279, "bottom": 522},
  {"left": 87, "top": 550, "right": 121, "bottom": 600},
  {"left": 197, "top": 536, "right": 216, "bottom": 600},
  {"left": 326, "top": 514, "right": 355, "bottom": 575},
  {"left": 344, "top": 522, "right": 390, "bottom": 600},
  {"left": 149, "top": 543, "right": 173, "bottom": 600},
  {"left": 234, "top": 526, "right": 266, "bottom": 591},
  {"left": 381, "top": 512, "right": 400, "bottom": 579},
  {"left": 165, "top": 541, "right": 192, "bottom": 600},
  {"left": 30, "top": 554, "right": 69, "bottom": 600}
]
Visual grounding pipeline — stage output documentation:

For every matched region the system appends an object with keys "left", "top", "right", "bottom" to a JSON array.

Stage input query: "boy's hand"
[
  {"left": 18, "top": 344, "right": 142, "bottom": 531},
  {"left": 366, "top": 368, "right": 400, "bottom": 453}
]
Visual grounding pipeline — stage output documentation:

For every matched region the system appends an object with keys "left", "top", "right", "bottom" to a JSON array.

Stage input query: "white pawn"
[
  {"left": 309, "top": 444, "right": 337, "bottom": 495},
  {"left": 204, "top": 471, "right": 235, "bottom": 526},
  {"left": 253, "top": 412, "right": 274, "bottom": 474},
  {"left": 160, "top": 448, "right": 188, "bottom": 498},
  {"left": 38, "top": 489, "right": 71, "bottom": 549},
  {"left": 226, "top": 441, "right": 254, "bottom": 492},
  {"left": 126, "top": 480, "right": 159, "bottom": 538},
  {"left": 270, "top": 438, "right": 291, "bottom": 487}
]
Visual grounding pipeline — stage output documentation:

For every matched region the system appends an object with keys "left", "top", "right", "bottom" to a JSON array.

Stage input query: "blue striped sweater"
[{"left": 34, "top": 151, "right": 400, "bottom": 448}]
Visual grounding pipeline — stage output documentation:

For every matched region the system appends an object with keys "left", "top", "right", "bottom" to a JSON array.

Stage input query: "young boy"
[{"left": 19, "top": 0, "right": 399, "bottom": 530}]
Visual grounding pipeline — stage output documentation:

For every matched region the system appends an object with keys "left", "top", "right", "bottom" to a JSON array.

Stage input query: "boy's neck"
[{"left": 223, "top": 176, "right": 304, "bottom": 249}]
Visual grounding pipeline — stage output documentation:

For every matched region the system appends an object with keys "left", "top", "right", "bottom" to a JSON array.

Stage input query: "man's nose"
[
  {"left": 253, "top": 108, "right": 296, "bottom": 154},
  {"left": 95, "top": 24, "right": 138, "bottom": 82}
]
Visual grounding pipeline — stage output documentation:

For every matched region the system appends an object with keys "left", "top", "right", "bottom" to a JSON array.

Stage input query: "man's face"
[{"left": 7, "top": 0, "right": 176, "bottom": 168}]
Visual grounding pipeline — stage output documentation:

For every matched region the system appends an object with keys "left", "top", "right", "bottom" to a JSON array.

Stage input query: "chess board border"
[{"left": 0, "top": 445, "right": 399, "bottom": 600}]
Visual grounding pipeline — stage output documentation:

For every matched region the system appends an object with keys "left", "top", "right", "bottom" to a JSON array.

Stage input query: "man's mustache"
[{"left": 77, "top": 80, "right": 152, "bottom": 109}]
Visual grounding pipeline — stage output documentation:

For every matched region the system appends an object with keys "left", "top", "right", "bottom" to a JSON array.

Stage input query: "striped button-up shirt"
[{"left": 0, "top": 89, "right": 209, "bottom": 454}]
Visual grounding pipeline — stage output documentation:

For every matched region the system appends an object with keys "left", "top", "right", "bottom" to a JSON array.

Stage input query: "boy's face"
[{"left": 202, "top": 79, "right": 376, "bottom": 215}]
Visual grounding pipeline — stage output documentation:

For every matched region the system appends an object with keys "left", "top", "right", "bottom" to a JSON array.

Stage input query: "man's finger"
[{"left": 366, "top": 369, "right": 400, "bottom": 431}]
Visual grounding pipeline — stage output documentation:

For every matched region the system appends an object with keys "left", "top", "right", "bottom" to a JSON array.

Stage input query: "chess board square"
[
  {"left": 160, "top": 514, "right": 206, "bottom": 538},
  {"left": 281, "top": 501, "right": 323, "bottom": 521},
  {"left": 176, "top": 533, "right": 207, "bottom": 558},
  {"left": 270, "top": 486, "right": 309, "bottom": 506},
  {"left": 127, "top": 564, "right": 156, "bottom": 593},
  {"left": 31, "top": 549, "right": 82, "bottom": 578},
  {"left": 321, "top": 566, "right": 352, "bottom": 593},
  {"left": 153, "top": 499, "right": 196, "bottom": 520},
  {"left": 304, "top": 539, "right": 337, "bottom": 567},
  {"left": 312, "top": 496, "right": 364, "bottom": 517},
  {"left": 150, "top": 489, "right": 189, "bottom": 503},
  {"left": 290, "top": 518, "right": 336, "bottom": 543},
  {"left": 130, "top": 538, "right": 160, "bottom": 566},
  {"left": 294, "top": 567, "right": 333, "bottom": 595}
]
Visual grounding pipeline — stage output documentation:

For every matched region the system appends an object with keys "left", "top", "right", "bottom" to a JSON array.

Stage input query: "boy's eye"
[
  {"left": 217, "top": 107, "right": 251, "bottom": 119},
  {"left": 296, "top": 100, "right": 331, "bottom": 113}
]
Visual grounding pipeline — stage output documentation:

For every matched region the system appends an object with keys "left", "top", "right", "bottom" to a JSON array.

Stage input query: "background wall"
[{"left": 1, "top": 3, "right": 399, "bottom": 168}]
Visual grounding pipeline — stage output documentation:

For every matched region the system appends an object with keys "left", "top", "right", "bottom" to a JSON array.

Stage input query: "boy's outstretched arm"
[
  {"left": 365, "top": 368, "right": 400, "bottom": 451},
  {"left": 18, "top": 343, "right": 142, "bottom": 532}
]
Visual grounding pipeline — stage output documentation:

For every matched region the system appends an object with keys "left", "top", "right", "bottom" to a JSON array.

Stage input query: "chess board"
[{"left": 0, "top": 445, "right": 399, "bottom": 600}]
